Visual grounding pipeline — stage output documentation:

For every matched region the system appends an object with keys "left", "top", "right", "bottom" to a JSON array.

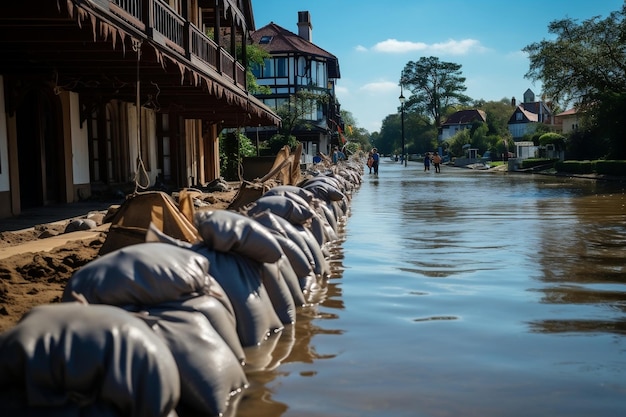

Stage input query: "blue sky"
[{"left": 253, "top": 0, "right": 624, "bottom": 133}]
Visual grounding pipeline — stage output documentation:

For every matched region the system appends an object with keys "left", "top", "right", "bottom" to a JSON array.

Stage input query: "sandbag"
[
  {"left": 245, "top": 195, "right": 314, "bottom": 225},
  {"left": 137, "top": 308, "right": 247, "bottom": 417},
  {"left": 259, "top": 259, "right": 297, "bottom": 324},
  {"left": 254, "top": 212, "right": 319, "bottom": 275},
  {"left": 262, "top": 185, "right": 315, "bottom": 204},
  {"left": 195, "top": 209, "right": 283, "bottom": 264},
  {"left": 157, "top": 294, "right": 245, "bottom": 364},
  {"left": 62, "top": 242, "right": 212, "bottom": 306},
  {"left": 273, "top": 256, "right": 307, "bottom": 306},
  {"left": 195, "top": 247, "right": 283, "bottom": 347},
  {"left": 302, "top": 181, "right": 346, "bottom": 203},
  {"left": 251, "top": 211, "right": 313, "bottom": 280},
  {"left": 0, "top": 303, "right": 180, "bottom": 417}
]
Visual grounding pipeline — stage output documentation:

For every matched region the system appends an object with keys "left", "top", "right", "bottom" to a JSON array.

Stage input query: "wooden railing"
[{"left": 100, "top": 0, "right": 245, "bottom": 89}]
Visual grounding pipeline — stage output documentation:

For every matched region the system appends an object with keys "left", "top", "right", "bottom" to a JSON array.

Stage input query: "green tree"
[
  {"left": 340, "top": 109, "right": 370, "bottom": 151},
  {"left": 241, "top": 44, "right": 271, "bottom": 95},
  {"left": 538, "top": 132, "right": 566, "bottom": 151},
  {"left": 276, "top": 90, "right": 329, "bottom": 137},
  {"left": 523, "top": 4, "right": 626, "bottom": 158},
  {"left": 219, "top": 131, "right": 256, "bottom": 180},
  {"left": 445, "top": 129, "right": 471, "bottom": 157},
  {"left": 400, "top": 56, "right": 471, "bottom": 128},
  {"left": 476, "top": 98, "right": 514, "bottom": 137}
]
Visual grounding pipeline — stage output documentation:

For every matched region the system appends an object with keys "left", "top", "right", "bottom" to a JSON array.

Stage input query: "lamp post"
[{"left": 399, "top": 87, "right": 407, "bottom": 166}]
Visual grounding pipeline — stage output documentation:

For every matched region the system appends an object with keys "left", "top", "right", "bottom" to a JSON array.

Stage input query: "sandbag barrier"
[{"left": 0, "top": 157, "right": 365, "bottom": 417}]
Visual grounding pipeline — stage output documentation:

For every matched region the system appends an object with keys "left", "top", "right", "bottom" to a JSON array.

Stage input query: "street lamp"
[{"left": 399, "top": 87, "right": 407, "bottom": 166}]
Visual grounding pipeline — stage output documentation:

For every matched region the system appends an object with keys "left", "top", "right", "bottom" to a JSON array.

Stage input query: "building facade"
[
  {"left": 249, "top": 11, "right": 341, "bottom": 162},
  {"left": 0, "top": 0, "right": 279, "bottom": 218},
  {"left": 507, "top": 89, "right": 556, "bottom": 140}
]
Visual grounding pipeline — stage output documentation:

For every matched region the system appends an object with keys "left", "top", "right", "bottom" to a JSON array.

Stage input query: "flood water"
[{"left": 235, "top": 161, "right": 626, "bottom": 417}]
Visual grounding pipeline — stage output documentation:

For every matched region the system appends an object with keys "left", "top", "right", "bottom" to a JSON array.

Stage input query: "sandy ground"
[{"left": 0, "top": 188, "right": 238, "bottom": 333}]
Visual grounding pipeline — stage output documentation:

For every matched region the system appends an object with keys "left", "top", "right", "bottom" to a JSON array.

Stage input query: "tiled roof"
[
  {"left": 251, "top": 22, "right": 340, "bottom": 78},
  {"left": 555, "top": 107, "right": 577, "bottom": 117},
  {"left": 442, "top": 109, "right": 486, "bottom": 125}
]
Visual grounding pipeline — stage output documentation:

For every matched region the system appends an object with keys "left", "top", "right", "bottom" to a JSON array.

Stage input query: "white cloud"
[
  {"left": 355, "top": 45, "right": 368, "bottom": 52},
  {"left": 360, "top": 80, "right": 398, "bottom": 93},
  {"left": 371, "top": 38, "right": 486, "bottom": 55}
]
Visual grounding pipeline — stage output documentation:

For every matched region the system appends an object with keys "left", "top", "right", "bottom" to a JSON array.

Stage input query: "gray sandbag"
[
  {"left": 64, "top": 218, "right": 98, "bottom": 233},
  {"left": 262, "top": 185, "right": 315, "bottom": 204},
  {"left": 195, "top": 247, "right": 284, "bottom": 347},
  {"left": 253, "top": 211, "right": 318, "bottom": 275},
  {"left": 272, "top": 256, "right": 307, "bottom": 306},
  {"left": 136, "top": 308, "right": 247, "bottom": 417},
  {"left": 62, "top": 242, "right": 211, "bottom": 306},
  {"left": 271, "top": 214, "right": 328, "bottom": 277},
  {"left": 0, "top": 303, "right": 180, "bottom": 417},
  {"left": 298, "top": 224, "right": 330, "bottom": 279},
  {"left": 157, "top": 294, "right": 245, "bottom": 364},
  {"left": 195, "top": 209, "right": 283, "bottom": 264},
  {"left": 251, "top": 211, "right": 313, "bottom": 279},
  {"left": 245, "top": 195, "right": 314, "bottom": 225},
  {"left": 316, "top": 200, "right": 339, "bottom": 233},
  {"left": 143, "top": 225, "right": 246, "bottom": 362},
  {"left": 259, "top": 259, "right": 297, "bottom": 324},
  {"left": 302, "top": 180, "right": 346, "bottom": 203}
]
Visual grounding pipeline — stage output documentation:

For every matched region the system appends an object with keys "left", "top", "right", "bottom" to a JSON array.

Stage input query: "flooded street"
[{"left": 237, "top": 161, "right": 626, "bottom": 417}]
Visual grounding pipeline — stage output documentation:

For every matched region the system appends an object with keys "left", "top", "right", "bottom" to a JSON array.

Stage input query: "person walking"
[
  {"left": 371, "top": 148, "right": 380, "bottom": 175},
  {"left": 432, "top": 151, "right": 442, "bottom": 173},
  {"left": 424, "top": 152, "right": 431, "bottom": 172}
]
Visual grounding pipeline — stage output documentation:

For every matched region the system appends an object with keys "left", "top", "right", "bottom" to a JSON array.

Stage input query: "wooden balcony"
[
  {"left": 98, "top": 0, "right": 246, "bottom": 89},
  {"left": 0, "top": 0, "right": 279, "bottom": 127}
]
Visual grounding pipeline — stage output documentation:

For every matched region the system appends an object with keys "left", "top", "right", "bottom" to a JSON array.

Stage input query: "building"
[
  {"left": 0, "top": 0, "right": 279, "bottom": 218},
  {"left": 249, "top": 11, "right": 341, "bottom": 162},
  {"left": 439, "top": 109, "right": 487, "bottom": 141},
  {"left": 554, "top": 107, "right": 579, "bottom": 135},
  {"left": 507, "top": 89, "right": 556, "bottom": 139}
]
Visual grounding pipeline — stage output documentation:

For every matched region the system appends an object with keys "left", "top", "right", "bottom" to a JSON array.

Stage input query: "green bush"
[
  {"left": 555, "top": 160, "right": 626, "bottom": 175},
  {"left": 594, "top": 160, "right": 626, "bottom": 175},
  {"left": 519, "top": 158, "right": 557, "bottom": 169},
  {"left": 555, "top": 160, "right": 595, "bottom": 174}
]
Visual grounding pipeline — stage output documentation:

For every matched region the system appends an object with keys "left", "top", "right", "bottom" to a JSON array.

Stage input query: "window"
[
  {"left": 515, "top": 112, "right": 523, "bottom": 121},
  {"left": 275, "top": 57, "right": 287, "bottom": 77},
  {"left": 262, "top": 58, "right": 274, "bottom": 77},
  {"left": 259, "top": 36, "right": 273, "bottom": 44}
]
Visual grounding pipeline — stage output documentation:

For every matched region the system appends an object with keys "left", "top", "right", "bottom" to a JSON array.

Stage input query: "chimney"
[
  {"left": 511, "top": 97, "right": 516, "bottom": 107},
  {"left": 297, "top": 11, "right": 312, "bottom": 42}
]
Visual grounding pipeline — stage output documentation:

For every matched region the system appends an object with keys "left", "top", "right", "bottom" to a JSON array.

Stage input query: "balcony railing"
[{"left": 101, "top": 0, "right": 245, "bottom": 89}]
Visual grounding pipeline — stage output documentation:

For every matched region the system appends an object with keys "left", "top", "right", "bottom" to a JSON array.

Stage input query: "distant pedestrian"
[
  {"left": 424, "top": 153, "right": 431, "bottom": 172},
  {"left": 371, "top": 148, "right": 380, "bottom": 175},
  {"left": 313, "top": 152, "right": 322, "bottom": 164},
  {"left": 432, "top": 152, "right": 442, "bottom": 173}
]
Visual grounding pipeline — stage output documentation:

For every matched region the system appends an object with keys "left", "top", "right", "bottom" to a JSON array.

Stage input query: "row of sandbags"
[{"left": 0, "top": 159, "right": 364, "bottom": 417}]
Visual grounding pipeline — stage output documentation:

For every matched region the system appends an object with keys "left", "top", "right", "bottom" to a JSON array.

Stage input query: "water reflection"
[{"left": 234, "top": 164, "right": 626, "bottom": 417}]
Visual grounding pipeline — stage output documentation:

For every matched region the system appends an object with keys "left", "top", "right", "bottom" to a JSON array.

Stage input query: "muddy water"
[{"left": 235, "top": 162, "right": 626, "bottom": 417}]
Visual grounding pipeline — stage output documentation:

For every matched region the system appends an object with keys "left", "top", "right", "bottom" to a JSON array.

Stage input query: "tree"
[
  {"left": 241, "top": 44, "right": 271, "bottom": 95},
  {"left": 340, "top": 109, "right": 371, "bottom": 151},
  {"left": 400, "top": 56, "right": 471, "bottom": 128},
  {"left": 476, "top": 98, "right": 514, "bottom": 138},
  {"left": 276, "top": 90, "right": 329, "bottom": 137},
  {"left": 524, "top": 4, "right": 626, "bottom": 158}
]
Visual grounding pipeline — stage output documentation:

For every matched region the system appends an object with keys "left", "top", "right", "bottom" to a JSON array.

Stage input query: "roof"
[
  {"left": 442, "top": 109, "right": 486, "bottom": 126},
  {"left": 555, "top": 108, "right": 578, "bottom": 117},
  {"left": 251, "top": 22, "right": 340, "bottom": 78}
]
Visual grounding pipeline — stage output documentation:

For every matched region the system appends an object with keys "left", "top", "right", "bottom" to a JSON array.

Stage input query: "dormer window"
[{"left": 259, "top": 36, "right": 273, "bottom": 44}]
